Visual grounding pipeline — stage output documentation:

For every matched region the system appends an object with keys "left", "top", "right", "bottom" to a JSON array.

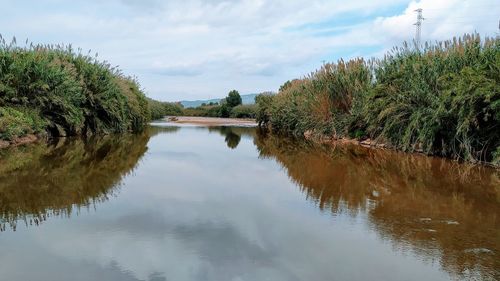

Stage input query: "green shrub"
[
  {"left": 258, "top": 59, "right": 371, "bottom": 137},
  {"left": 230, "top": 104, "right": 256, "bottom": 118},
  {"left": 0, "top": 107, "right": 46, "bottom": 140},
  {"left": 0, "top": 37, "right": 150, "bottom": 140},
  {"left": 257, "top": 33, "right": 500, "bottom": 165},
  {"left": 219, "top": 104, "right": 230, "bottom": 118},
  {"left": 363, "top": 34, "right": 499, "bottom": 162},
  {"left": 181, "top": 90, "right": 253, "bottom": 119},
  {"left": 255, "top": 92, "right": 275, "bottom": 126},
  {"left": 148, "top": 98, "right": 183, "bottom": 120}
]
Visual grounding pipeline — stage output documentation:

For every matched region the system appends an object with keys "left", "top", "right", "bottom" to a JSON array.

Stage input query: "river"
[{"left": 0, "top": 123, "right": 498, "bottom": 281}]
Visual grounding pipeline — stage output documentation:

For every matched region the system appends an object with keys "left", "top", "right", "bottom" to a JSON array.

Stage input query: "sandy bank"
[{"left": 164, "top": 116, "right": 257, "bottom": 127}]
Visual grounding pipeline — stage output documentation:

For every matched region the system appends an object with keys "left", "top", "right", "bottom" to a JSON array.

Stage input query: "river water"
[{"left": 0, "top": 123, "right": 498, "bottom": 281}]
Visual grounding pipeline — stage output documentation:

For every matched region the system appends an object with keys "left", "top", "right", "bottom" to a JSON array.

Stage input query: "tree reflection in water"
[
  {"left": 254, "top": 130, "right": 499, "bottom": 280},
  {"left": 0, "top": 126, "right": 178, "bottom": 231},
  {"left": 0, "top": 125, "right": 498, "bottom": 279},
  {"left": 207, "top": 126, "right": 256, "bottom": 150}
]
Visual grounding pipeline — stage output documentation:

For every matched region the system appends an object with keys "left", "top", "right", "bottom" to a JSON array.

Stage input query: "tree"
[{"left": 225, "top": 90, "right": 242, "bottom": 108}]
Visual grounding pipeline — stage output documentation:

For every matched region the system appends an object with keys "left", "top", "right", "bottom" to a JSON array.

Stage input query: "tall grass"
[
  {"left": 257, "top": 34, "right": 500, "bottom": 165},
  {"left": 0, "top": 36, "right": 150, "bottom": 140},
  {"left": 257, "top": 58, "right": 371, "bottom": 137}
]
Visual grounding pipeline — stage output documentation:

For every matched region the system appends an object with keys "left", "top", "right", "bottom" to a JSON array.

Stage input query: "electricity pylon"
[{"left": 414, "top": 8, "right": 424, "bottom": 48}]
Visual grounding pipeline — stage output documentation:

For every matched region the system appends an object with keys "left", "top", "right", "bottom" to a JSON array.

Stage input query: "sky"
[{"left": 1, "top": 0, "right": 498, "bottom": 101}]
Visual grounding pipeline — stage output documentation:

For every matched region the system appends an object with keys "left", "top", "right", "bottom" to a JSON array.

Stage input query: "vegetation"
[
  {"left": 182, "top": 89, "right": 257, "bottom": 118},
  {"left": 0, "top": 37, "right": 186, "bottom": 143},
  {"left": 182, "top": 104, "right": 223, "bottom": 117},
  {"left": 0, "top": 107, "right": 46, "bottom": 141},
  {"left": 226, "top": 90, "right": 242, "bottom": 107},
  {"left": 256, "top": 34, "right": 500, "bottom": 165},
  {"left": 147, "top": 98, "right": 183, "bottom": 120},
  {"left": 230, "top": 104, "right": 257, "bottom": 118}
]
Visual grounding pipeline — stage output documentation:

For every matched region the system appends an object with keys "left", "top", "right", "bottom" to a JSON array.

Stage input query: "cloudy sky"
[{"left": 1, "top": 0, "right": 498, "bottom": 101}]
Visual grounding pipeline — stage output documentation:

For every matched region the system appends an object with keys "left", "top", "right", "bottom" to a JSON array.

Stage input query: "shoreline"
[
  {"left": 164, "top": 116, "right": 257, "bottom": 127},
  {"left": 0, "top": 134, "right": 41, "bottom": 150},
  {"left": 301, "top": 130, "right": 499, "bottom": 169},
  {"left": 2, "top": 119, "right": 497, "bottom": 168}
]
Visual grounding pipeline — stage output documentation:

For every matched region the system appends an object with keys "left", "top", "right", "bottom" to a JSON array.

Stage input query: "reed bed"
[
  {"left": 0, "top": 36, "right": 151, "bottom": 141},
  {"left": 257, "top": 34, "right": 500, "bottom": 165}
]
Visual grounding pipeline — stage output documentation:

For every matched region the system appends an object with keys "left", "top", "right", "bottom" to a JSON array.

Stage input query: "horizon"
[{"left": 1, "top": 0, "right": 499, "bottom": 102}]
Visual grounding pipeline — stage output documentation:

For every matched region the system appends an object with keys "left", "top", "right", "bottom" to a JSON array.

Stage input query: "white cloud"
[
  {"left": 1, "top": 0, "right": 498, "bottom": 100},
  {"left": 372, "top": 0, "right": 498, "bottom": 45}
]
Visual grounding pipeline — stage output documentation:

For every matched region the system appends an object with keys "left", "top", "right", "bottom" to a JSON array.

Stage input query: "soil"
[{"left": 0, "top": 134, "right": 39, "bottom": 149}]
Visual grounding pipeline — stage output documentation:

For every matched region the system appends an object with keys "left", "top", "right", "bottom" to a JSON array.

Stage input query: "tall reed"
[
  {"left": 257, "top": 33, "right": 500, "bottom": 165},
  {"left": 0, "top": 36, "right": 150, "bottom": 140}
]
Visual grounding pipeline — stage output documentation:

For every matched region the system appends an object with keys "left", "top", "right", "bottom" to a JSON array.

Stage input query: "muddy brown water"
[{"left": 0, "top": 123, "right": 498, "bottom": 281}]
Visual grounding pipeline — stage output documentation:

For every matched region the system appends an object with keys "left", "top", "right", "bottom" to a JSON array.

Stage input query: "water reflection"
[
  {"left": 0, "top": 126, "right": 176, "bottom": 231},
  {"left": 254, "top": 131, "right": 500, "bottom": 280},
  {"left": 207, "top": 126, "right": 256, "bottom": 149},
  {"left": 0, "top": 125, "right": 251, "bottom": 231},
  {"left": 0, "top": 125, "right": 498, "bottom": 280}
]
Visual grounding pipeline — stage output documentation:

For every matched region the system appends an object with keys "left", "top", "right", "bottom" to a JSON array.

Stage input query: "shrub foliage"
[
  {"left": 147, "top": 98, "right": 183, "bottom": 120},
  {"left": 181, "top": 90, "right": 256, "bottom": 118},
  {"left": 256, "top": 34, "right": 500, "bottom": 165},
  {"left": 0, "top": 36, "right": 151, "bottom": 140}
]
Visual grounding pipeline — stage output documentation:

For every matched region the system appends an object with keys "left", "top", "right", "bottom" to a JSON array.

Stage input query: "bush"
[
  {"left": 363, "top": 34, "right": 499, "bottom": 162},
  {"left": 256, "top": 33, "right": 500, "bottom": 165},
  {"left": 230, "top": 104, "right": 257, "bottom": 118},
  {"left": 181, "top": 90, "right": 255, "bottom": 119},
  {"left": 255, "top": 92, "right": 275, "bottom": 126},
  {"left": 0, "top": 37, "right": 150, "bottom": 140},
  {"left": 257, "top": 59, "right": 371, "bottom": 137},
  {"left": 148, "top": 98, "right": 183, "bottom": 120},
  {"left": 0, "top": 107, "right": 47, "bottom": 140}
]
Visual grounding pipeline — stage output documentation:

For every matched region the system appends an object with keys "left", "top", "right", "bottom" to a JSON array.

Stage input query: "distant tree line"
[{"left": 182, "top": 90, "right": 258, "bottom": 119}]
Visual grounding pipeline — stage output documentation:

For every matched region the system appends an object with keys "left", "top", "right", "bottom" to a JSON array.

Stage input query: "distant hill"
[{"left": 180, "top": 93, "right": 258, "bottom": 108}]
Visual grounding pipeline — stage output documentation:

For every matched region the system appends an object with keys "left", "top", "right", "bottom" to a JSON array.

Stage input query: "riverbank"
[
  {"left": 301, "top": 130, "right": 500, "bottom": 168},
  {"left": 256, "top": 34, "right": 500, "bottom": 166},
  {"left": 164, "top": 116, "right": 257, "bottom": 127},
  {"left": 0, "top": 40, "right": 180, "bottom": 145},
  {"left": 0, "top": 134, "right": 40, "bottom": 149}
]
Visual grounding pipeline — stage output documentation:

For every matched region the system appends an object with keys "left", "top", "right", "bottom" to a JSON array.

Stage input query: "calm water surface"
[{"left": 0, "top": 123, "right": 498, "bottom": 281}]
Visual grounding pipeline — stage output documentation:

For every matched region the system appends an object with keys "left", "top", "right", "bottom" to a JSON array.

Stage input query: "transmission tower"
[{"left": 414, "top": 8, "right": 424, "bottom": 48}]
